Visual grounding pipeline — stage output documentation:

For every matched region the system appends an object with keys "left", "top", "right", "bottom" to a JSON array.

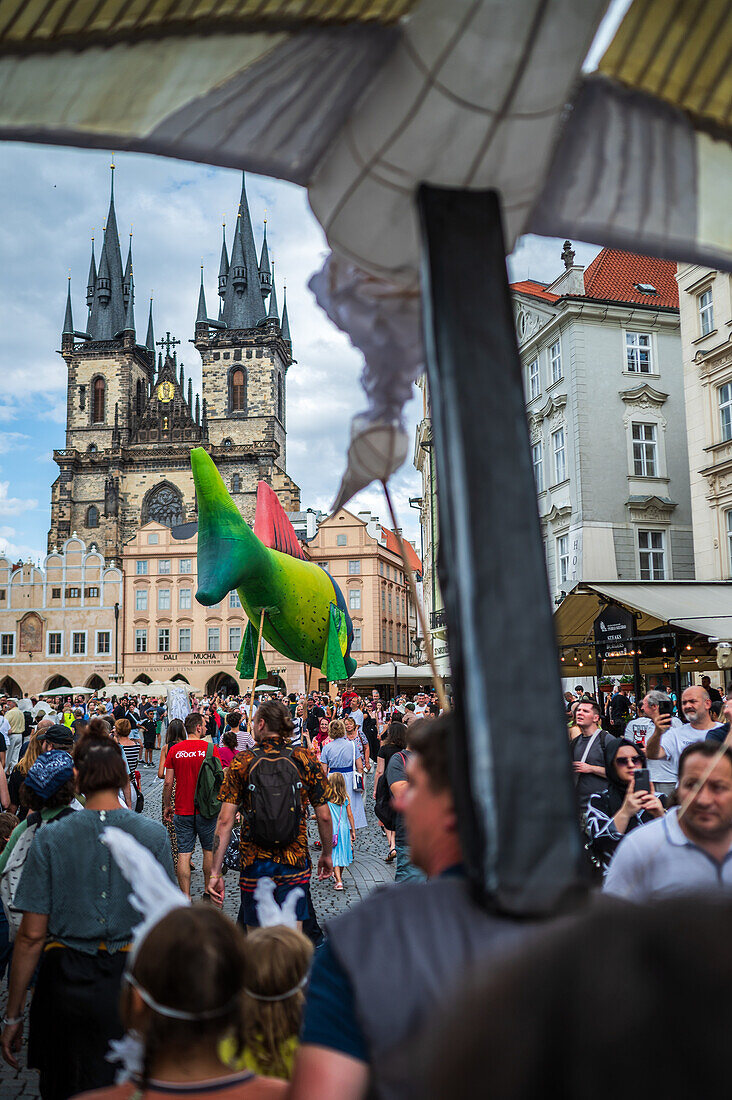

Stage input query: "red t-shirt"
[{"left": 166, "top": 739, "right": 222, "bottom": 816}]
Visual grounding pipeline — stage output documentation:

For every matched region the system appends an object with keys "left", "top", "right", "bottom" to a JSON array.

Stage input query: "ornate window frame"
[{"left": 228, "top": 365, "right": 247, "bottom": 415}]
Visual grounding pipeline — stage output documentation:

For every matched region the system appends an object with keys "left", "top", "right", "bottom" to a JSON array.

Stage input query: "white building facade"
[
  {"left": 677, "top": 264, "right": 732, "bottom": 580},
  {"left": 512, "top": 245, "right": 694, "bottom": 604}
]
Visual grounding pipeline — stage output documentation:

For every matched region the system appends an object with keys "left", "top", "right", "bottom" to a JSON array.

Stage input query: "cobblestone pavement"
[{"left": 0, "top": 748, "right": 394, "bottom": 1099}]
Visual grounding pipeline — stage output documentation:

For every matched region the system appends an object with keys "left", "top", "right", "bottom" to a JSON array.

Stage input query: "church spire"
[
  {"left": 267, "top": 262, "right": 279, "bottom": 321},
  {"left": 197, "top": 265, "right": 208, "bottom": 323},
  {"left": 220, "top": 173, "right": 266, "bottom": 331},
  {"left": 86, "top": 236, "right": 97, "bottom": 309},
  {"left": 218, "top": 222, "right": 229, "bottom": 298},
  {"left": 87, "top": 162, "right": 126, "bottom": 340},
  {"left": 259, "top": 219, "right": 271, "bottom": 300},
  {"left": 123, "top": 230, "right": 133, "bottom": 301},
  {"left": 123, "top": 271, "right": 136, "bottom": 335},
  {"left": 62, "top": 277, "right": 74, "bottom": 335},
  {"left": 146, "top": 297, "right": 155, "bottom": 354},
  {"left": 281, "top": 284, "right": 291, "bottom": 347}
]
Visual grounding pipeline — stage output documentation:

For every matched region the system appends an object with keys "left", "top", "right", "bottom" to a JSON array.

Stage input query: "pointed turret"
[
  {"left": 188, "top": 378, "right": 193, "bottom": 410},
  {"left": 259, "top": 221, "right": 271, "bottom": 300},
  {"left": 180, "top": 362, "right": 185, "bottom": 390},
  {"left": 62, "top": 278, "right": 74, "bottom": 335},
  {"left": 281, "top": 285, "right": 291, "bottom": 348},
  {"left": 218, "top": 223, "right": 229, "bottom": 298},
  {"left": 195, "top": 394, "right": 200, "bottom": 424},
  {"left": 88, "top": 164, "right": 126, "bottom": 340},
  {"left": 196, "top": 266, "right": 208, "bottom": 324},
  {"left": 221, "top": 174, "right": 267, "bottom": 331},
  {"left": 267, "top": 263, "right": 279, "bottom": 321},
  {"left": 146, "top": 298, "right": 155, "bottom": 355},
  {"left": 123, "top": 272, "right": 136, "bottom": 336},
  {"left": 123, "top": 233, "right": 133, "bottom": 301},
  {"left": 86, "top": 237, "right": 97, "bottom": 308}
]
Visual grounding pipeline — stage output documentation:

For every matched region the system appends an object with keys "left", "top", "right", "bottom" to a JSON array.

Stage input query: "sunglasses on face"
[{"left": 617, "top": 756, "right": 642, "bottom": 766}]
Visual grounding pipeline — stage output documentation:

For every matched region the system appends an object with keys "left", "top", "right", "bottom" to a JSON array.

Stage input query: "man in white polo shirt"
[
  {"left": 604, "top": 741, "right": 732, "bottom": 901},
  {"left": 645, "top": 686, "right": 722, "bottom": 782}
]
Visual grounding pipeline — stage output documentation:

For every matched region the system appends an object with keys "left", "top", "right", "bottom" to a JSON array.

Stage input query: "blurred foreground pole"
[{"left": 418, "top": 186, "right": 582, "bottom": 914}]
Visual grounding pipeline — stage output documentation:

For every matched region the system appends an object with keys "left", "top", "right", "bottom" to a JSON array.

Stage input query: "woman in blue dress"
[{"left": 320, "top": 720, "right": 367, "bottom": 829}]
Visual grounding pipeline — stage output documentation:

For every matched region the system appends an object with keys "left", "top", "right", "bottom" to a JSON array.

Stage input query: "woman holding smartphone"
[{"left": 584, "top": 739, "right": 665, "bottom": 873}]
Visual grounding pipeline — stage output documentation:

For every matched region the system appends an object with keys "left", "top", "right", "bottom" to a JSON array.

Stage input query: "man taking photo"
[{"left": 645, "top": 686, "right": 723, "bottom": 783}]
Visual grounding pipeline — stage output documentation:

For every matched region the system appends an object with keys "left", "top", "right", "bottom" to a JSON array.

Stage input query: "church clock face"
[{"left": 157, "top": 381, "right": 174, "bottom": 403}]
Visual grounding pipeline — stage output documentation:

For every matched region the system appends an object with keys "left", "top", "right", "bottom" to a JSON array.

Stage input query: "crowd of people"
[{"left": 1, "top": 673, "right": 732, "bottom": 1099}]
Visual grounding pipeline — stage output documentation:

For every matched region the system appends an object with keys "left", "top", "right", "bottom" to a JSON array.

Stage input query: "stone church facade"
[{"left": 50, "top": 169, "right": 300, "bottom": 565}]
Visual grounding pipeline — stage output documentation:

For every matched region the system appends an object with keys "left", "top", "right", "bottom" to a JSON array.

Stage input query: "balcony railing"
[{"left": 430, "top": 608, "right": 447, "bottom": 629}]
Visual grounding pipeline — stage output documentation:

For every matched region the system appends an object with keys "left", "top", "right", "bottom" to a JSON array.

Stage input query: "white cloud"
[
  {"left": 0, "top": 432, "right": 29, "bottom": 455},
  {"left": 0, "top": 481, "right": 37, "bottom": 516}
]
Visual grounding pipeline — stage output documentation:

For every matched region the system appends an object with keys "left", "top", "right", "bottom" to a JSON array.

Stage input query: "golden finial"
[
  {"left": 264, "top": 207, "right": 267, "bottom": 226},
  {"left": 110, "top": 153, "right": 115, "bottom": 170}
]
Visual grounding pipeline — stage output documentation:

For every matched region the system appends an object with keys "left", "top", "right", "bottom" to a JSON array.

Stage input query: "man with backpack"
[
  {"left": 163, "top": 712, "right": 224, "bottom": 898},
  {"left": 571, "top": 701, "right": 617, "bottom": 811},
  {"left": 208, "top": 700, "right": 333, "bottom": 929}
]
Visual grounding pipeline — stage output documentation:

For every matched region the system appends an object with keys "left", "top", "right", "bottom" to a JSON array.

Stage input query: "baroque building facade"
[
  {"left": 306, "top": 509, "right": 421, "bottom": 669},
  {"left": 49, "top": 169, "right": 299, "bottom": 565},
  {"left": 511, "top": 244, "right": 694, "bottom": 604},
  {"left": 677, "top": 264, "right": 732, "bottom": 580},
  {"left": 0, "top": 537, "right": 123, "bottom": 697}
]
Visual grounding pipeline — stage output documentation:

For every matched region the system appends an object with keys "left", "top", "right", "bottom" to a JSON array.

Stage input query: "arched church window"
[
  {"left": 136, "top": 379, "right": 143, "bottom": 416},
  {"left": 223, "top": 438, "right": 233, "bottom": 448},
  {"left": 92, "top": 377, "right": 105, "bottom": 423},
  {"left": 232, "top": 474, "right": 241, "bottom": 493},
  {"left": 277, "top": 374, "right": 283, "bottom": 422},
  {"left": 231, "top": 368, "right": 246, "bottom": 413},
  {"left": 88, "top": 444, "right": 97, "bottom": 454},
  {"left": 86, "top": 505, "right": 99, "bottom": 528},
  {"left": 142, "top": 483, "right": 184, "bottom": 528}
]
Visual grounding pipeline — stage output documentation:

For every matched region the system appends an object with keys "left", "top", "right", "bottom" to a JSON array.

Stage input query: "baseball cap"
[{"left": 41, "top": 723, "right": 75, "bottom": 747}]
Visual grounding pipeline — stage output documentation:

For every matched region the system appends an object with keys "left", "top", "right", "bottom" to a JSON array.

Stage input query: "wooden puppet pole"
[
  {"left": 382, "top": 481, "right": 449, "bottom": 713},
  {"left": 248, "top": 608, "right": 266, "bottom": 730}
]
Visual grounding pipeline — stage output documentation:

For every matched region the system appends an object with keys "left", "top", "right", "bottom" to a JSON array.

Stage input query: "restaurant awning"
[
  {"left": 556, "top": 581, "right": 732, "bottom": 641},
  {"left": 554, "top": 581, "right": 732, "bottom": 677},
  {"left": 347, "top": 661, "right": 440, "bottom": 686}
]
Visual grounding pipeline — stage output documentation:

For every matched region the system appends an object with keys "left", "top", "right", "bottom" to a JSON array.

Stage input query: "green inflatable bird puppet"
[{"left": 192, "top": 447, "right": 357, "bottom": 682}]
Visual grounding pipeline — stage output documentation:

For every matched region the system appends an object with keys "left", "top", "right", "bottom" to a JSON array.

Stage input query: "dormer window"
[{"left": 634, "top": 283, "right": 657, "bottom": 295}]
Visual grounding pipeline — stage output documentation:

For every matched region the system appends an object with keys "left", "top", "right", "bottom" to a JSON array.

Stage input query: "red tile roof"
[
  {"left": 384, "top": 528, "right": 422, "bottom": 576},
  {"left": 510, "top": 279, "right": 559, "bottom": 303},
  {"left": 582, "top": 249, "right": 678, "bottom": 309},
  {"left": 511, "top": 250, "right": 679, "bottom": 312}
]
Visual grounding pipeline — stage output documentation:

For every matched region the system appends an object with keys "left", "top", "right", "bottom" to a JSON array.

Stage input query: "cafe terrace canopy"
[
  {"left": 555, "top": 581, "right": 732, "bottom": 677},
  {"left": 0, "top": 0, "right": 730, "bottom": 913}
]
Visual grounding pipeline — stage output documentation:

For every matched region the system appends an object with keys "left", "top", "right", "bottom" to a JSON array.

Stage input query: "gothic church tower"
[
  {"left": 50, "top": 168, "right": 300, "bottom": 565},
  {"left": 193, "top": 174, "right": 300, "bottom": 520}
]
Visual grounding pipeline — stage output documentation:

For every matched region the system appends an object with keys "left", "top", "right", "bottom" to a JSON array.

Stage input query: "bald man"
[{"left": 646, "top": 686, "right": 724, "bottom": 781}]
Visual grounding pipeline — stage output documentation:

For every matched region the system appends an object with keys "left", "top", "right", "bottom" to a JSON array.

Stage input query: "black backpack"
[{"left": 245, "top": 746, "right": 303, "bottom": 848}]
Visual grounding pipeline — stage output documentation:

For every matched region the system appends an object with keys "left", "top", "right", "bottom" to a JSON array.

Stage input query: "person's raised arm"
[
  {"left": 0, "top": 764, "right": 9, "bottom": 811},
  {"left": 645, "top": 714, "right": 671, "bottom": 760}
]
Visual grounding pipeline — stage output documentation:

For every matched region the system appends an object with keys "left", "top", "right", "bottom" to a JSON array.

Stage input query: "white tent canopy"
[{"left": 348, "top": 661, "right": 442, "bottom": 686}]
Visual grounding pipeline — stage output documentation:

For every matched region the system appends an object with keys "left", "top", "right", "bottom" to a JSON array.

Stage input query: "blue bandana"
[{"left": 25, "top": 750, "right": 75, "bottom": 799}]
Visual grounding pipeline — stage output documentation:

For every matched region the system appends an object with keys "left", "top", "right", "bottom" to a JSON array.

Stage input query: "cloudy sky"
[{"left": 0, "top": 142, "right": 600, "bottom": 563}]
